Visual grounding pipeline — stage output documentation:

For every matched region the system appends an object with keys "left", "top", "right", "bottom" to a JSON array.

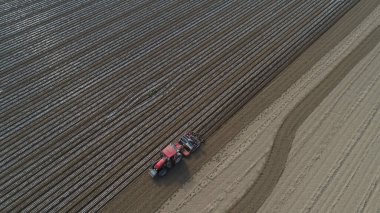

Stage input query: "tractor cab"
[
  {"left": 161, "top": 144, "right": 178, "bottom": 159},
  {"left": 149, "top": 143, "right": 184, "bottom": 177},
  {"left": 161, "top": 143, "right": 183, "bottom": 165}
]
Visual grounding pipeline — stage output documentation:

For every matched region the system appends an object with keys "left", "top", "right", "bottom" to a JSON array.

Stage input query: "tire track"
[
  {"left": 357, "top": 139, "right": 380, "bottom": 213},
  {"left": 329, "top": 131, "right": 380, "bottom": 212},
  {"left": 302, "top": 102, "right": 380, "bottom": 212},
  {"left": 230, "top": 25, "right": 380, "bottom": 213},
  {"left": 297, "top": 50, "right": 380, "bottom": 211},
  {"left": 277, "top": 49, "right": 380, "bottom": 211}
]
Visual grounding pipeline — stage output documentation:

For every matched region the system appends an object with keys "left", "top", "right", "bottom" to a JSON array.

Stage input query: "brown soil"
[
  {"left": 102, "top": 0, "right": 380, "bottom": 212},
  {"left": 231, "top": 24, "right": 380, "bottom": 213}
]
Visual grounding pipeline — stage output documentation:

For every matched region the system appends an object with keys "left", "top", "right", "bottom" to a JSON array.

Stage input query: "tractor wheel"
[
  {"left": 175, "top": 153, "right": 183, "bottom": 164},
  {"left": 158, "top": 168, "right": 167, "bottom": 177},
  {"left": 166, "top": 160, "right": 173, "bottom": 169}
]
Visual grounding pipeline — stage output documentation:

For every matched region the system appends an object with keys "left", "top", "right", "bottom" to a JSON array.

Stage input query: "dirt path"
[
  {"left": 233, "top": 20, "right": 380, "bottom": 213},
  {"left": 258, "top": 29, "right": 380, "bottom": 213},
  {"left": 158, "top": 3, "right": 380, "bottom": 213}
]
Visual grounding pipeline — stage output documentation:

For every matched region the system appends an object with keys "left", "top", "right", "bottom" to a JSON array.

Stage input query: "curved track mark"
[{"left": 230, "top": 26, "right": 380, "bottom": 213}]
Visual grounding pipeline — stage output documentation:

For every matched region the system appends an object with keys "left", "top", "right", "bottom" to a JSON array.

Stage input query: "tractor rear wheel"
[
  {"left": 158, "top": 168, "right": 167, "bottom": 176},
  {"left": 166, "top": 160, "right": 173, "bottom": 168}
]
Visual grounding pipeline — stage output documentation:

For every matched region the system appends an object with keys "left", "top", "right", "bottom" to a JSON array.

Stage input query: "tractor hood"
[{"left": 154, "top": 158, "right": 166, "bottom": 170}]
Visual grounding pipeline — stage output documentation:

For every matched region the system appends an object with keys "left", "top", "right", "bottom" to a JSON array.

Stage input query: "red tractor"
[{"left": 149, "top": 132, "right": 203, "bottom": 177}]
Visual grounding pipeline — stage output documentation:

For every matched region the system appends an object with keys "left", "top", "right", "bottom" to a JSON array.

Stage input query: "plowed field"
[
  {"left": 0, "top": 0, "right": 361, "bottom": 211},
  {"left": 159, "top": 1, "right": 380, "bottom": 212}
]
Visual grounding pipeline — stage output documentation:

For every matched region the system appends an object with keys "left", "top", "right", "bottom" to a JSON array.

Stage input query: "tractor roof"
[{"left": 162, "top": 144, "right": 177, "bottom": 158}]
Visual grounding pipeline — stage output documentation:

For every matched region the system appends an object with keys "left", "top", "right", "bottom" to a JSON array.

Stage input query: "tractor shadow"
[{"left": 152, "top": 160, "right": 191, "bottom": 186}]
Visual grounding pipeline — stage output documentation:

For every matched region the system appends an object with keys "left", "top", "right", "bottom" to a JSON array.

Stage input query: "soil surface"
[
  {"left": 258, "top": 28, "right": 380, "bottom": 213},
  {"left": 158, "top": 4, "right": 380, "bottom": 212},
  {"left": 104, "top": 0, "right": 380, "bottom": 212},
  {"left": 234, "top": 16, "right": 380, "bottom": 213},
  {"left": 1, "top": 0, "right": 376, "bottom": 212}
]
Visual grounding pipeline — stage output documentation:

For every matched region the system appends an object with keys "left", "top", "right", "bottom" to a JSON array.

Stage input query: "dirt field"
[
  {"left": 161, "top": 4, "right": 380, "bottom": 212},
  {"left": 258, "top": 30, "right": 380, "bottom": 213},
  {"left": 104, "top": 0, "right": 380, "bottom": 212},
  {"left": 1, "top": 0, "right": 377, "bottom": 212},
  {"left": 159, "top": 3, "right": 380, "bottom": 213}
]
